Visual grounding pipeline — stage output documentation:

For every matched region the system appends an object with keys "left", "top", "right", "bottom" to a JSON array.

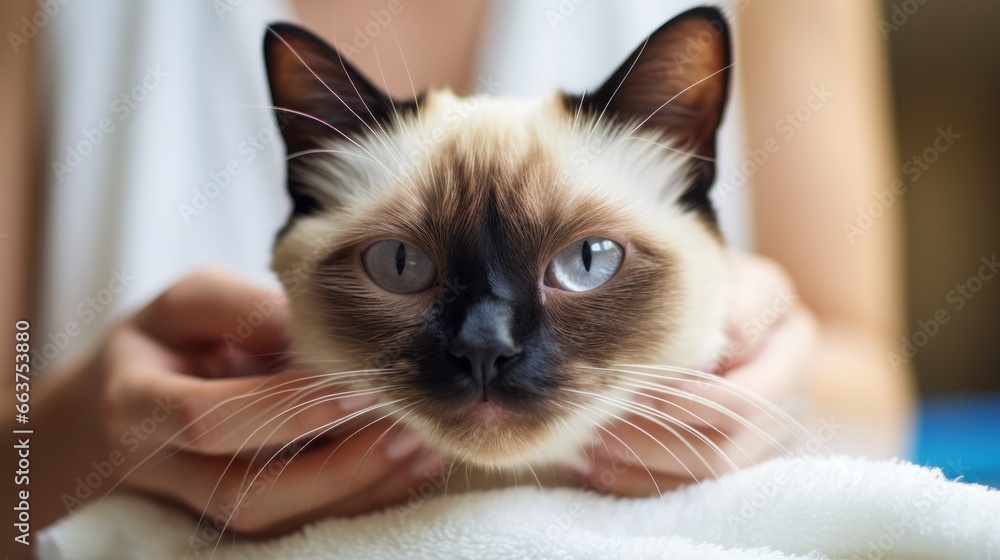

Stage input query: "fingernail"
[
  {"left": 337, "top": 393, "right": 379, "bottom": 412},
  {"left": 386, "top": 429, "right": 423, "bottom": 460}
]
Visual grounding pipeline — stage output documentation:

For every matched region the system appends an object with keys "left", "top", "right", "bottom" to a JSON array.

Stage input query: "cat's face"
[{"left": 265, "top": 8, "right": 732, "bottom": 467}]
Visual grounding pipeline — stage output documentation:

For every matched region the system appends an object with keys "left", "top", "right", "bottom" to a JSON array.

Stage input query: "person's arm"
[{"left": 739, "top": 0, "right": 915, "bottom": 456}]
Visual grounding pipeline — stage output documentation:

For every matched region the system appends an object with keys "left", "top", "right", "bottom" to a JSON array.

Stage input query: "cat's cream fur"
[{"left": 271, "top": 89, "right": 729, "bottom": 467}]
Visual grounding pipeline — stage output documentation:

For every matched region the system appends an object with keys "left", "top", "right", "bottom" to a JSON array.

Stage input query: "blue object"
[{"left": 913, "top": 393, "right": 1000, "bottom": 488}]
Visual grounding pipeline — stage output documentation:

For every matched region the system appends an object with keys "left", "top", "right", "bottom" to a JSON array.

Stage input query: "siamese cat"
[{"left": 264, "top": 7, "right": 733, "bottom": 473}]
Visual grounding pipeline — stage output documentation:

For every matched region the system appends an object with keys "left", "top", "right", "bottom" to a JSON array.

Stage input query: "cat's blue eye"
[
  {"left": 362, "top": 240, "right": 437, "bottom": 294},
  {"left": 544, "top": 237, "right": 624, "bottom": 292}
]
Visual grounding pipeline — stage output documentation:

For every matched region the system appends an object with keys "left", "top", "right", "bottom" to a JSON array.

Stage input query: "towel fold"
[{"left": 37, "top": 455, "right": 1000, "bottom": 559}]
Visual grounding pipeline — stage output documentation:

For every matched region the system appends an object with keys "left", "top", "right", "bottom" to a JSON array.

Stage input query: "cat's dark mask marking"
[
  {"left": 265, "top": 8, "right": 733, "bottom": 466},
  {"left": 564, "top": 7, "right": 731, "bottom": 223},
  {"left": 312, "top": 137, "right": 676, "bottom": 419}
]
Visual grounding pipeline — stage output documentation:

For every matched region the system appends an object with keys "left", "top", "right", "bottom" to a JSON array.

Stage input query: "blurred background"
[
  {"left": 0, "top": 0, "right": 997, "bottom": 489},
  {"left": 884, "top": 0, "right": 1000, "bottom": 486}
]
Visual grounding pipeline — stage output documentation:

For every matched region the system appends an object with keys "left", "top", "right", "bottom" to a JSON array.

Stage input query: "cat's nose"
[{"left": 448, "top": 300, "right": 521, "bottom": 390}]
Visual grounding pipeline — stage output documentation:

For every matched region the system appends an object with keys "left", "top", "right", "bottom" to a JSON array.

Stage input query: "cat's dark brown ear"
[
  {"left": 572, "top": 7, "right": 731, "bottom": 215},
  {"left": 264, "top": 23, "right": 411, "bottom": 216}
]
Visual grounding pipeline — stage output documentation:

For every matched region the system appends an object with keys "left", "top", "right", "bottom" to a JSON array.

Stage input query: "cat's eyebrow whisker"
[
  {"left": 561, "top": 389, "right": 710, "bottom": 483},
  {"left": 332, "top": 50, "right": 407, "bottom": 167},
  {"left": 600, "top": 58, "right": 744, "bottom": 161},
  {"left": 230, "top": 103, "right": 416, "bottom": 194},
  {"left": 265, "top": 28, "right": 400, "bottom": 160},
  {"left": 370, "top": 37, "right": 402, "bottom": 125},
  {"left": 623, "top": 137, "right": 716, "bottom": 162},
  {"left": 360, "top": 36, "right": 409, "bottom": 163},
  {"left": 569, "top": 87, "right": 589, "bottom": 137},
  {"left": 225, "top": 104, "right": 382, "bottom": 164},
  {"left": 388, "top": 22, "right": 421, "bottom": 122},
  {"left": 584, "top": 36, "right": 652, "bottom": 144},
  {"left": 607, "top": 363, "right": 813, "bottom": 443},
  {"left": 286, "top": 148, "right": 382, "bottom": 166},
  {"left": 553, "top": 401, "right": 667, "bottom": 497}
]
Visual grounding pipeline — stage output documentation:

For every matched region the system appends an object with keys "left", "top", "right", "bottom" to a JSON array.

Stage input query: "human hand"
[
  {"left": 86, "top": 269, "right": 443, "bottom": 536},
  {"left": 576, "top": 252, "right": 819, "bottom": 496}
]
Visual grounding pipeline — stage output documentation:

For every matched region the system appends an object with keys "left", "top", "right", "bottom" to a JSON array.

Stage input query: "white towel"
[{"left": 37, "top": 455, "right": 1000, "bottom": 560}]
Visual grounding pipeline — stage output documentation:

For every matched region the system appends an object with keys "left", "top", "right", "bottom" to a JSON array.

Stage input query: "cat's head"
[{"left": 264, "top": 8, "right": 732, "bottom": 467}]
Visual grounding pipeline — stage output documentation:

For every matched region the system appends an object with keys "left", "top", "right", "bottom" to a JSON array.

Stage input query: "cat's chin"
[
  {"left": 403, "top": 399, "right": 590, "bottom": 470},
  {"left": 410, "top": 408, "right": 550, "bottom": 468},
  {"left": 460, "top": 399, "right": 516, "bottom": 423}
]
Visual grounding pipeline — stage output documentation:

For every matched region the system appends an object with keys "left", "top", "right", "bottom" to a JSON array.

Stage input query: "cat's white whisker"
[
  {"left": 610, "top": 363, "right": 813, "bottom": 443},
  {"left": 388, "top": 22, "right": 421, "bottom": 121},
  {"left": 611, "top": 375, "right": 792, "bottom": 455},
  {"left": 100, "top": 370, "right": 392, "bottom": 509},
  {"left": 265, "top": 28, "right": 401, "bottom": 160},
  {"left": 624, "top": 137, "right": 716, "bottom": 162},
  {"left": 562, "top": 388, "right": 715, "bottom": 481},
  {"left": 286, "top": 148, "right": 383, "bottom": 166},
  {"left": 554, "top": 401, "right": 667, "bottom": 496},
  {"left": 587, "top": 386, "right": 746, "bottom": 476},
  {"left": 334, "top": 405, "right": 420, "bottom": 502},
  {"left": 584, "top": 36, "right": 650, "bottom": 143},
  {"left": 205, "top": 398, "right": 407, "bottom": 555},
  {"left": 605, "top": 383, "right": 754, "bottom": 465},
  {"left": 524, "top": 461, "right": 544, "bottom": 490},
  {"left": 601, "top": 58, "right": 743, "bottom": 161}
]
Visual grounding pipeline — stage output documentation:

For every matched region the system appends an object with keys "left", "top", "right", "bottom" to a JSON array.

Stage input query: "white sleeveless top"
[{"left": 36, "top": 0, "right": 749, "bottom": 371}]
